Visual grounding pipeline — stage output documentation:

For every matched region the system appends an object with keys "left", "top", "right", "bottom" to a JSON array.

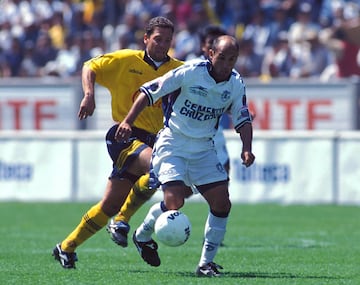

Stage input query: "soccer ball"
[{"left": 154, "top": 210, "right": 191, "bottom": 247}]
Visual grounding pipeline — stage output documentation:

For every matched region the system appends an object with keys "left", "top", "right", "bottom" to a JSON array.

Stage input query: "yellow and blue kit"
[{"left": 85, "top": 49, "right": 183, "bottom": 180}]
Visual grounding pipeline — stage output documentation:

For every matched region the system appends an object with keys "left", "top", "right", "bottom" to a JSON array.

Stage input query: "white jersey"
[{"left": 140, "top": 60, "right": 251, "bottom": 139}]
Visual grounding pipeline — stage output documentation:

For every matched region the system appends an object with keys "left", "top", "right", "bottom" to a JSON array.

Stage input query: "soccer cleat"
[
  {"left": 106, "top": 219, "right": 130, "bottom": 247},
  {"left": 195, "top": 262, "right": 223, "bottom": 277},
  {"left": 132, "top": 231, "right": 161, "bottom": 267},
  {"left": 52, "top": 243, "right": 78, "bottom": 269}
]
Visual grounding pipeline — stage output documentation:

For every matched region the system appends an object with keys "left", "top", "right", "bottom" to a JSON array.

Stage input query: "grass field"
[{"left": 0, "top": 202, "right": 359, "bottom": 285}]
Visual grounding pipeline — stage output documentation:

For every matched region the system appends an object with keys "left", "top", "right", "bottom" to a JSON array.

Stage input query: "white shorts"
[
  {"left": 213, "top": 128, "right": 230, "bottom": 167},
  {"left": 152, "top": 127, "right": 228, "bottom": 187}
]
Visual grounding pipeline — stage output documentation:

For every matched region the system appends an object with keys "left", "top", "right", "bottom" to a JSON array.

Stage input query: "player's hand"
[
  {"left": 78, "top": 96, "right": 95, "bottom": 120},
  {"left": 241, "top": 151, "right": 255, "bottom": 167},
  {"left": 115, "top": 122, "right": 132, "bottom": 142}
]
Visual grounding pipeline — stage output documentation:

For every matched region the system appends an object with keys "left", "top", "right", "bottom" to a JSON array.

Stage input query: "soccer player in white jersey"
[
  {"left": 116, "top": 35, "right": 255, "bottom": 277},
  {"left": 198, "top": 25, "right": 230, "bottom": 172}
]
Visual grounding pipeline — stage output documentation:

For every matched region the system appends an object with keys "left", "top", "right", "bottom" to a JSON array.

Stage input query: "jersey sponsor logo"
[
  {"left": 128, "top": 68, "right": 143, "bottom": 75},
  {"left": 189, "top": 85, "right": 208, "bottom": 97},
  {"left": 180, "top": 99, "right": 225, "bottom": 121}
]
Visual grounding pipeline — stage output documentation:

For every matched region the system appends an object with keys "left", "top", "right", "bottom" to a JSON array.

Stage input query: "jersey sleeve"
[
  {"left": 231, "top": 83, "right": 252, "bottom": 132},
  {"left": 140, "top": 65, "right": 185, "bottom": 105}
]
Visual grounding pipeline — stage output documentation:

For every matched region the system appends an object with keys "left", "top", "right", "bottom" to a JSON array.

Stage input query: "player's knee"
[
  {"left": 211, "top": 199, "right": 231, "bottom": 217},
  {"left": 165, "top": 200, "right": 184, "bottom": 210},
  {"left": 162, "top": 181, "right": 187, "bottom": 209},
  {"left": 164, "top": 194, "right": 184, "bottom": 210}
]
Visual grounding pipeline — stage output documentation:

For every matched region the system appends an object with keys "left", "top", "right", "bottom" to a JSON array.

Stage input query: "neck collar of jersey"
[{"left": 144, "top": 50, "right": 170, "bottom": 70}]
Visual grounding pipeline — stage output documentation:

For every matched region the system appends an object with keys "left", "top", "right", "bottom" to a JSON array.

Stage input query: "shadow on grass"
[{"left": 129, "top": 270, "right": 343, "bottom": 280}]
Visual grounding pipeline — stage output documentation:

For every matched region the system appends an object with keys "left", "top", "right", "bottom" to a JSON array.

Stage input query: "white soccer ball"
[{"left": 154, "top": 210, "right": 191, "bottom": 247}]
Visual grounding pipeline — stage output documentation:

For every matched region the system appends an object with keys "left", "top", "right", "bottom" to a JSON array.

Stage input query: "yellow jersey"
[{"left": 85, "top": 49, "right": 183, "bottom": 134}]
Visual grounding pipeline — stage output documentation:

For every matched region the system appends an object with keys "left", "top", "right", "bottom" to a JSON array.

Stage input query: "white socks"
[
  {"left": 199, "top": 212, "right": 228, "bottom": 266},
  {"left": 135, "top": 201, "right": 166, "bottom": 242}
]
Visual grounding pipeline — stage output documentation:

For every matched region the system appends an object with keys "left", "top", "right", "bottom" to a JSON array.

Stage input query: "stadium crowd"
[{"left": 1, "top": 0, "right": 360, "bottom": 80}]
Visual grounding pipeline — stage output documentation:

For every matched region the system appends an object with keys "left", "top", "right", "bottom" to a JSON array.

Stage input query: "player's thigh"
[
  {"left": 127, "top": 146, "right": 152, "bottom": 174},
  {"left": 202, "top": 184, "right": 231, "bottom": 214}
]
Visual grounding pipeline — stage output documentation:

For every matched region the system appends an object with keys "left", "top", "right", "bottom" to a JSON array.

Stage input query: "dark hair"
[
  {"left": 199, "top": 25, "right": 227, "bottom": 44},
  {"left": 145, "top": 16, "right": 174, "bottom": 36}
]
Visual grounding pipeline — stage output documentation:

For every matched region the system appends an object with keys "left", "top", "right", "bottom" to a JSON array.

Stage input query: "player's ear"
[
  {"left": 208, "top": 48, "right": 215, "bottom": 60},
  {"left": 143, "top": 33, "right": 148, "bottom": 45}
]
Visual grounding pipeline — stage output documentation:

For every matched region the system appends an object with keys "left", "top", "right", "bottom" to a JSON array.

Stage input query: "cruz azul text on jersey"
[{"left": 180, "top": 99, "right": 225, "bottom": 121}]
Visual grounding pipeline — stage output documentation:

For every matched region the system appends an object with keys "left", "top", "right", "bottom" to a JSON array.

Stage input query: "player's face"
[
  {"left": 144, "top": 27, "right": 173, "bottom": 62},
  {"left": 209, "top": 44, "right": 238, "bottom": 82}
]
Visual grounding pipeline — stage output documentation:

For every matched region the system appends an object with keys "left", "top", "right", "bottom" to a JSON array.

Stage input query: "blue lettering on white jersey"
[{"left": 141, "top": 59, "right": 251, "bottom": 138}]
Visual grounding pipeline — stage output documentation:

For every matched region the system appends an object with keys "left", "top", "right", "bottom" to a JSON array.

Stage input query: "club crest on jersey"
[
  {"left": 189, "top": 85, "right": 208, "bottom": 97},
  {"left": 149, "top": 82, "right": 160, "bottom": 91},
  {"left": 221, "top": 90, "right": 231, "bottom": 102}
]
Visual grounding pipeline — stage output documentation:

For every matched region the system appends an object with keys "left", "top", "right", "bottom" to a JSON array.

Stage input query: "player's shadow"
[
  {"left": 129, "top": 269, "right": 343, "bottom": 280},
  {"left": 176, "top": 271, "right": 342, "bottom": 280}
]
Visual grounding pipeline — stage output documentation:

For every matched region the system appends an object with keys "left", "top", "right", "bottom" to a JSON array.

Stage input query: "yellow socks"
[
  {"left": 114, "top": 173, "right": 157, "bottom": 224},
  {"left": 61, "top": 202, "right": 109, "bottom": 252}
]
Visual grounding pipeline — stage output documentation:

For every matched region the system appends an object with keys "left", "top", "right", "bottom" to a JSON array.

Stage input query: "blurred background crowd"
[{"left": 1, "top": 0, "right": 360, "bottom": 80}]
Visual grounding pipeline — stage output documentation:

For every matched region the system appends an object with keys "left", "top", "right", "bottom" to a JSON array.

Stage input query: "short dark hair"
[
  {"left": 199, "top": 25, "right": 227, "bottom": 44},
  {"left": 145, "top": 16, "right": 174, "bottom": 36}
]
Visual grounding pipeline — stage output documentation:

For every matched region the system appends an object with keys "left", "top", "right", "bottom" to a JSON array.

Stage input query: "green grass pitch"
[{"left": 0, "top": 202, "right": 359, "bottom": 285}]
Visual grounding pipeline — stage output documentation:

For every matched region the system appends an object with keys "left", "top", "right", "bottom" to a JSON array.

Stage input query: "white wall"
[{"left": 1, "top": 130, "right": 359, "bottom": 204}]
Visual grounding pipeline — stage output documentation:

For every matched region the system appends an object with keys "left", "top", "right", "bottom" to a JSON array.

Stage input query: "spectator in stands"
[
  {"left": 3, "top": 37, "right": 23, "bottom": 77},
  {"left": 19, "top": 41, "right": 38, "bottom": 77},
  {"left": 319, "top": 3, "right": 360, "bottom": 79},
  {"left": 242, "top": 8, "right": 272, "bottom": 57},
  {"left": 261, "top": 31, "right": 294, "bottom": 78},
  {"left": 0, "top": 46, "right": 11, "bottom": 77},
  {"left": 31, "top": 33, "right": 58, "bottom": 70},
  {"left": 267, "top": 4, "right": 294, "bottom": 46},
  {"left": 288, "top": 28, "right": 332, "bottom": 79},
  {"left": 173, "top": 20, "right": 200, "bottom": 60},
  {"left": 287, "top": 2, "right": 321, "bottom": 51},
  {"left": 51, "top": 35, "right": 79, "bottom": 77},
  {"left": 1, "top": 0, "right": 360, "bottom": 79},
  {"left": 236, "top": 38, "right": 263, "bottom": 78}
]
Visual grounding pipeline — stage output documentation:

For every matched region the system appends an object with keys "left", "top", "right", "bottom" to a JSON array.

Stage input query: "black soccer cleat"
[
  {"left": 132, "top": 231, "right": 160, "bottom": 267},
  {"left": 107, "top": 219, "right": 130, "bottom": 247},
  {"left": 52, "top": 243, "right": 78, "bottom": 269},
  {"left": 195, "top": 262, "right": 223, "bottom": 277}
]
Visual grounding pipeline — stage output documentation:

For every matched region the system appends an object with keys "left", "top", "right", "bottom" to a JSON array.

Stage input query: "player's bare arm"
[
  {"left": 239, "top": 122, "right": 255, "bottom": 167},
  {"left": 78, "top": 65, "right": 96, "bottom": 120},
  {"left": 115, "top": 92, "right": 150, "bottom": 142}
]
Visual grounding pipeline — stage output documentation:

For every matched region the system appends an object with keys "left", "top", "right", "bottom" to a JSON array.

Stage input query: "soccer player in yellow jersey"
[{"left": 52, "top": 16, "right": 183, "bottom": 269}]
